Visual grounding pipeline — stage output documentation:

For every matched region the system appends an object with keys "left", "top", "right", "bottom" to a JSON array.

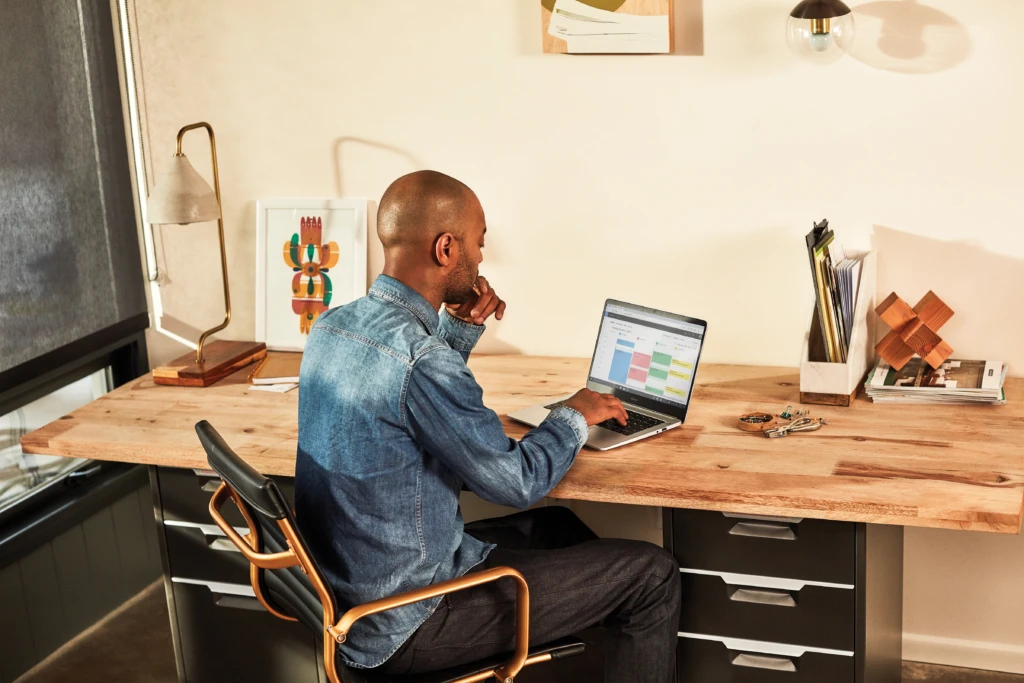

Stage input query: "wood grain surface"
[{"left": 21, "top": 355, "right": 1024, "bottom": 533}]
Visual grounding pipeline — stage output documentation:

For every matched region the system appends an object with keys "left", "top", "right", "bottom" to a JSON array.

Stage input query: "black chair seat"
[{"left": 363, "top": 637, "right": 586, "bottom": 683}]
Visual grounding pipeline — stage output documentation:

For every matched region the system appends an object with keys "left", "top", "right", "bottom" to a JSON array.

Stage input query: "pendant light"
[{"left": 787, "top": 0, "right": 856, "bottom": 62}]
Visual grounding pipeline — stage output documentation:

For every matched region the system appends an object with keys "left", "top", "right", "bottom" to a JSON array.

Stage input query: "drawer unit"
[
  {"left": 670, "top": 509, "right": 856, "bottom": 585},
  {"left": 156, "top": 466, "right": 296, "bottom": 526},
  {"left": 665, "top": 511, "right": 904, "bottom": 683},
  {"left": 152, "top": 466, "right": 317, "bottom": 683},
  {"left": 164, "top": 521, "right": 252, "bottom": 585},
  {"left": 171, "top": 578, "right": 319, "bottom": 683},
  {"left": 678, "top": 569, "right": 855, "bottom": 652},
  {"left": 677, "top": 633, "right": 854, "bottom": 683}
]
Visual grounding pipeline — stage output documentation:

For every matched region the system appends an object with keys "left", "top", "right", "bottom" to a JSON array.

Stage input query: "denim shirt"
[{"left": 294, "top": 275, "right": 588, "bottom": 669}]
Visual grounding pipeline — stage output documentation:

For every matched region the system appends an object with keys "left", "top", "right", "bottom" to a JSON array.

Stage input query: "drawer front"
[
  {"left": 677, "top": 634, "right": 854, "bottom": 683},
  {"left": 671, "top": 509, "right": 856, "bottom": 585},
  {"left": 165, "top": 522, "right": 252, "bottom": 585},
  {"left": 157, "top": 466, "right": 296, "bottom": 526},
  {"left": 679, "top": 570, "right": 855, "bottom": 651},
  {"left": 171, "top": 579, "right": 319, "bottom": 683}
]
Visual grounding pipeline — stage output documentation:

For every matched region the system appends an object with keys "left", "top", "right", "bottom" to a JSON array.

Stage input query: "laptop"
[{"left": 509, "top": 299, "right": 707, "bottom": 451}]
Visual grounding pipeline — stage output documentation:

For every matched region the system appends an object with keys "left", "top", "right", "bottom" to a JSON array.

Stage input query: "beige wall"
[{"left": 129, "top": 0, "right": 1024, "bottom": 672}]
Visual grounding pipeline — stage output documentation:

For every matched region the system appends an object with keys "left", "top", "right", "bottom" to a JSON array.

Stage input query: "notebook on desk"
[
  {"left": 509, "top": 299, "right": 707, "bottom": 450},
  {"left": 248, "top": 353, "right": 302, "bottom": 385}
]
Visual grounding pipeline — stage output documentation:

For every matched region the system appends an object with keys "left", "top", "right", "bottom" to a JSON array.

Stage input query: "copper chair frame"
[{"left": 209, "top": 483, "right": 545, "bottom": 683}]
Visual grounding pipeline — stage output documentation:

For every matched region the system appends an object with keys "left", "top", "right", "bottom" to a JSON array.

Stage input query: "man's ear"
[{"left": 434, "top": 233, "right": 456, "bottom": 268}]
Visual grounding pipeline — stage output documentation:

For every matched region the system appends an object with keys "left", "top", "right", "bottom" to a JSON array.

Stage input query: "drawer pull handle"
[
  {"left": 731, "top": 652, "right": 798, "bottom": 672},
  {"left": 206, "top": 536, "right": 241, "bottom": 553},
  {"left": 729, "top": 521, "right": 796, "bottom": 541},
  {"left": 728, "top": 587, "right": 797, "bottom": 607},
  {"left": 213, "top": 594, "right": 265, "bottom": 612}
]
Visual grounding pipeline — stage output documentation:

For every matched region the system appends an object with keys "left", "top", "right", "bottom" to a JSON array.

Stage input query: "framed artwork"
[
  {"left": 255, "top": 198, "right": 368, "bottom": 351},
  {"left": 541, "top": 0, "right": 673, "bottom": 54}
]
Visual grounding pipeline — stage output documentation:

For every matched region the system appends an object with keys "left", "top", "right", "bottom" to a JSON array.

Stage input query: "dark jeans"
[{"left": 380, "top": 506, "right": 681, "bottom": 682}]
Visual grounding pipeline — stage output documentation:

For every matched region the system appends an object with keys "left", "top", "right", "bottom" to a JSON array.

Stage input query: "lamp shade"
[{"left": 147, "top": 154, "right": 221, "bottom": 224}]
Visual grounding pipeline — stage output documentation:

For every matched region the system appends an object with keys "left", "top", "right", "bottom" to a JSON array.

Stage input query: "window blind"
[{"left": 0, "top": 0, "right": 146, "bottom": 377}]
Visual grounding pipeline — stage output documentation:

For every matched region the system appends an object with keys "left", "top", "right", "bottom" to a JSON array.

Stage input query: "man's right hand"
[{"left": 562, "top": 389, "right": 628, "bottom": 427}]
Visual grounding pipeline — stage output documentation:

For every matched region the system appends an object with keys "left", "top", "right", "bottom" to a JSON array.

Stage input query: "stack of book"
[
  {"left": 805, "top": 220, "right": 863, "bottom": 363},
  {"left": 865, "top": 358, "right": 1007, "bottom": 405},
  {"left": 247, "top": 353, "right": 301, "bottom": 393}
]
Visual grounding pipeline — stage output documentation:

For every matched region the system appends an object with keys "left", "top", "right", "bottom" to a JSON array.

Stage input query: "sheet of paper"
[{"left": 249, "top": 383, "right": 298, "bottom": 393}]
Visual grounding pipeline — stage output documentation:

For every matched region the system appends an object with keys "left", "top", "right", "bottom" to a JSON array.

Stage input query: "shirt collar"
[{"left": 368, "top": 274, "right": 440, "bottom": 335}]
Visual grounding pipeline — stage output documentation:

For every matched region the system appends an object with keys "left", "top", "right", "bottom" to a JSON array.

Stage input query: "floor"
[{"left": 15, "top": 581, "right": 1024, "bottom": 683}]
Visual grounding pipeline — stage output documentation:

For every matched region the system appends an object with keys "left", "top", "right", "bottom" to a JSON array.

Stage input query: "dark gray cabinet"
[
  {"left": 664, "top": 509, "right": 903, "bottom": 683},
  {"left": 152, "top": 466, "right": 323, "bottom": 683},
  {"left": 0, "top": 464, "right": 161, "bottom": 683}
]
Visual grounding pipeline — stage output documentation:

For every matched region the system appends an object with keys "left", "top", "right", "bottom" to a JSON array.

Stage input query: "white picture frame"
[{"left": 255, "top": 198, "right": 368, "bottom": 351}]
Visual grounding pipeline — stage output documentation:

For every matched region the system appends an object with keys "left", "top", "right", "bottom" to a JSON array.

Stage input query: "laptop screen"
[{"left": 588, "top": 301, "right": 706, "bottom": 416}]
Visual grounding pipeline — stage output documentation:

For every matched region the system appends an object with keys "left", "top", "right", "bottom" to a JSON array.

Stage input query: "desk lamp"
[{"left": 147, "top": 122, "right": 266, "bottom": 386}]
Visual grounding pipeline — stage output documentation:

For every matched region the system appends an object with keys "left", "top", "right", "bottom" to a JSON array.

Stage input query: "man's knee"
[{"left": 638, "top": 543, "right": 680, "bottom": 583}]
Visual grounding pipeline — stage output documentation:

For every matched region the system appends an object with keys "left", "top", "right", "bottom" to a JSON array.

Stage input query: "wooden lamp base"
[{"left": 153, "top": 340, "right": 267, "bottom": 387}]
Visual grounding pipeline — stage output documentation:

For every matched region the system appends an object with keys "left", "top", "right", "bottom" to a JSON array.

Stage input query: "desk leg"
[
  {"left": 149, "top": 465, "right": 187, "bottom": 683},
  {"left": 857, "top": 523, "right": 904, "bottom": 683}
]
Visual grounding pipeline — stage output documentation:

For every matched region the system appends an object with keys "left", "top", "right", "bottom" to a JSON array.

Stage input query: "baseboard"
[{"left": 904, "top": 633, "right": 1024, "bottom": 675}]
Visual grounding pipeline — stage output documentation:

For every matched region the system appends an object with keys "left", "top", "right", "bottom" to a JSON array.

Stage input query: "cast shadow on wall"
[
  {"left": 849, "top": 0, "right": 971, "bottom": 74},
  {"left": 871, "top": 226, "right": 1023, "bottom": 370}
]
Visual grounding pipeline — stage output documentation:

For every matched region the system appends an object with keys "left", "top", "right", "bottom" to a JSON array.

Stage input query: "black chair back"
[{"left": 195, "top": 420, "right": 367, "bottom": 683}]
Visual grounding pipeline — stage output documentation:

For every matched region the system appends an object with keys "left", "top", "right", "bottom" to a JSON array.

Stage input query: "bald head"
[{"left": 377, "top": 170, "right": 479, "bottom": 249}]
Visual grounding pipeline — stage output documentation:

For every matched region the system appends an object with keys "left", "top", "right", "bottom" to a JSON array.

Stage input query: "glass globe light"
[{"left": 787, "top": 0, "right": 855, "bottom": 63}]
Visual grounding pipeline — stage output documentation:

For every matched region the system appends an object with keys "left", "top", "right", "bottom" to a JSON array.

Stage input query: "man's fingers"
[
  {"left": 610, "top": 397, "right": 626, "bottom": 423},
  {"left": 453, "top": 300, "right": 475, "bottom": 318},
  {"left": 495, "top": 299, "right": 507, "bottom": 321},
  {"left": 607, "top": 396, "right": 628, "bottom": 425},
  {"left": 470, "top": 290, "right": 495, "bottom": 319},
  {"left": 475, "top": 297, "right": 500, "bottom": 323},
  {"left": 477, "top": 276, "right": 489, "bottom": 294}
]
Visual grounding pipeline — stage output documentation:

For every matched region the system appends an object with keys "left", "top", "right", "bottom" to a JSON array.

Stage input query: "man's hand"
[
  {"left": 562, "top": 389, "right": 628, "bottom": 427},
  {"left": 446, "top": 276, "right": 506, "bottom": 326}
]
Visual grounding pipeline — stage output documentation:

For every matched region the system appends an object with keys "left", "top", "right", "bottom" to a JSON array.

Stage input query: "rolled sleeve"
[
  {"left": 437, "top": 308, "right": 485, "bottom": 360},
  {"left": 545, "top": 406, "right": 589, "bottom": 450}
]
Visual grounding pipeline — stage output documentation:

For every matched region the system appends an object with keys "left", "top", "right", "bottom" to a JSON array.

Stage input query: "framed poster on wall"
[{"left": 255, "top": 198, "right": 368, "bottom": 351}]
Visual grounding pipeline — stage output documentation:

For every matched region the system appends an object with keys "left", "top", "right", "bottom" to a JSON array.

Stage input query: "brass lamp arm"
[{"left": 175, "top": 122, "right": 231, "bottom": 364}]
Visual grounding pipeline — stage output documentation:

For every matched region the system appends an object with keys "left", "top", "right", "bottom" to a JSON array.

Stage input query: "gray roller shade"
[{"left": 0, "top": 0, "right": 147, "bottom": 376}]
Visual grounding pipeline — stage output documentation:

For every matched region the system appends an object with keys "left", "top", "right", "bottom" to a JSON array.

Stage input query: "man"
[{"left": 295, "top": 170, "right": 681, "bottom": 682}]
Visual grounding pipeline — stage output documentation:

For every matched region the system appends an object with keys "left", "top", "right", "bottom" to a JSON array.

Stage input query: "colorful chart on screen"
[{"left": 590, "top": 304, "right": 704, "bottom": 408}]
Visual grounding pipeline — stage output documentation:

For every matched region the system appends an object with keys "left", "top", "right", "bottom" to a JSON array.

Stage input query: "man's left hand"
[{"left": 446, "top": 276, "right": 506, "bottom": 326}]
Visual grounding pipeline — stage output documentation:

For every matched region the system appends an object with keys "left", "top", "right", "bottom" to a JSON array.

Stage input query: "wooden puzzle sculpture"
[
  {"left": 875, "top": 291, "right": 954, "bottom": 371},
  {"left": 283, "top": 216, "right": 339, "bottom": 335}
]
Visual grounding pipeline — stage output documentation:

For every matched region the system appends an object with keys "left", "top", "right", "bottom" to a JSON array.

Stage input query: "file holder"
[{"left": 800, "top": 250, "right": 877, "bottom": 406}]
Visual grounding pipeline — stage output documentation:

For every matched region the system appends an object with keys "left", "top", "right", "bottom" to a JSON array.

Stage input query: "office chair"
[{"left": 196, "top": 420, "right": 585, "bottom": 683}]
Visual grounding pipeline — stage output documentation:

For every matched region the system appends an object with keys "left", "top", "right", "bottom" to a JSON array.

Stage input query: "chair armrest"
[
  {"left": 209, "top": 482, "right": 299, "bottom": 570},
  {"left": 330, "top": 566, "right": 530, "bottom": 681}
]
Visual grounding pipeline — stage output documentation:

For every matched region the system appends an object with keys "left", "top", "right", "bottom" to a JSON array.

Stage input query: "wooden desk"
[
  {"left": 23, "top": 355, "right": 1024, "bottom": 534},
  {"left": 22, "top": 353, "right": 1024, "bottom": 683}
]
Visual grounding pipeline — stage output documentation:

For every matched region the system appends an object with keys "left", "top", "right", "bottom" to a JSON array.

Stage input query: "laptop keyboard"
[{"left": 544, "top": 403, "right": 666, "bottom": 436}]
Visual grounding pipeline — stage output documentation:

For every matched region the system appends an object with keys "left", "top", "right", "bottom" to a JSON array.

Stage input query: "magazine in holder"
[{"left": 800, "top": 251, "right": 877, "bottom": 406}]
